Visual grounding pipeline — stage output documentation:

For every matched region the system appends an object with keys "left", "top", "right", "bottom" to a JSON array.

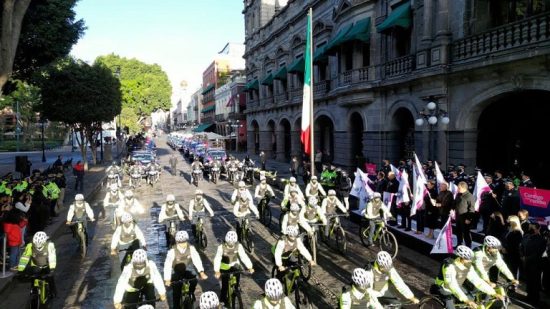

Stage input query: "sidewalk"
[{"left": 0, "top": 161, "right": 109, "bottom": 294}]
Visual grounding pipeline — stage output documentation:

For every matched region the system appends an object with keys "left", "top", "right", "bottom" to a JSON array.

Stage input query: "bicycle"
[
  {"left": 258, "top": 194, "right": 272, "bottom": 227},
  {"left": 302, "top": 223, "right": 324, "bottom": 271},
  {"left": 163, "top": 218, "right": 180, "bottom": 248},
  {"left": 192, "top": 169, "right": 202, "bottom": 186},
  {"left": 322, "top": 213, "right": 348, "bottom": 254},
  {"left": 271, "top": 258, "right": 312, "bottom": 309},
  {"left": 236, "top": 215, "right": 255, "bottom": 254},
  {"left": 117, "top": 242, "right": 141, "bottom": 271},
  {"left": 171, "top": 277, "right": 198, "bottom": 309},
  {"left": 220, "top": 270, "right": 245, "bottom": 309},
  {"left": 19, "top": 267, "right": 53, "bottom": 309},
  {"left": 419, "top": 281, "right": 519, "bottom": 309},
  {"left": 120, "top": 297, "right": 160, "bottom": 309},
  {"left": 68, "top": 219, "right": 88, "bottom": 258},
  {"left": 193, "top": 213, "right": 209, "bottom": 250},
  {"left": 359, "top": 218, "right": 398, "bottom": 258}
]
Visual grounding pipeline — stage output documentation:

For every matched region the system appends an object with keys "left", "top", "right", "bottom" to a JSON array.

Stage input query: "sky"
[{"left": 70, "top": 0, "right": 245, "bottom": 105}]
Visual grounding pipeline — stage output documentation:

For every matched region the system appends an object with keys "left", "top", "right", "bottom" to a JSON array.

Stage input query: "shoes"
[
  {"left": 397, "top": 225, "right": 405, "bottom": 229},
  {"left": 426, "top": 234, "right": 435, "bottom": 239},
  {"left": 404, "top": 228, "right": 411, "bottom": 232}
]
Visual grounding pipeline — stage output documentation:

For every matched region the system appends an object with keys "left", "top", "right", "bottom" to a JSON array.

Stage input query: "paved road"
[{"left": 0, "top": 137, "right": 530, "bottom": 308}]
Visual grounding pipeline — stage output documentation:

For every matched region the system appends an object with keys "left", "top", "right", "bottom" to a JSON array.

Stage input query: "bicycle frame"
[
  {"left": 33, "top": 277, "right": 49, "bottom": 305},
  {"left": 283, "top": 265, "right": 302, "bottom": 295}
]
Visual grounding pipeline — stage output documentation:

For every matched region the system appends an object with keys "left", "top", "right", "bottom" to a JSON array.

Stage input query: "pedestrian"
[
  {"left": 337, "top": 170, "right": 352, "bottom": 210},
  {"left": 502, "top": 215, "right": 523, "bottom": 279},
  {"left": 302, "top": 160, "right": 311, "bottom": 185},
  {"left": 260, "top": 151, "right": 266, "bottom": 170},
  {"left": 54, "top": 171, "right": 66, "bottom": 214},
  {"left": 73, "top": 160, "right": 84, "bottom": 192},
  {"left": 479, "top": 175, "right": 499, "bottom": 234},
  {"left": 169, "top": 153, "right": 178, "bottom": 176},
  {"left": 2, "top": 209, "right": 26, "bottom": 270},
  {"left": 384, "top": 171, "right": 399, "bottom": 227},
  {"left": 454, "top": 181, "right": 475, "bottom": 248},
  {"left": 520, "top": 223, "right": 546, "bottom": 306},
  {"left": 501, "top": 180, "right": 519, "bottom": 220},
  {"left": 434, "top": 182, "right": 454, "bottom": 228},
  {"left": 314, "top": 150, "right": 322, "bottom": 173},
  {"left": 486, "top": 211, "right": 506, "bottom": 241},
  {"left": 518, "top": 209, "right": 530, "bottom": 234},
  {"left": 52, "top": 155, "right": 63, "bottom": 170},
  {"left": 424, "top": 180, "right": 438, "bottom": 239},
  {"left": 519, "top": 172, "right": 535, "bottom": 188},
  {"left": 14, "top": 193, "right": 31, "bottom": 246},
  {"left": 289, "top": 156, "right": 299, "bottom": 178}
]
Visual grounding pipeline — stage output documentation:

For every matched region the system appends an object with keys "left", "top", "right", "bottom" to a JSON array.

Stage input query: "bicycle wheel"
[
  {"left": 28, "top": 289, "right": 39, "bottom": 309},
  {"left": 335, "top": 226, "right": 347, "bottom": 254},
  {"left": 380, "top": 231, "right": 398, "bottom": 258},
  {"left": 77, "top": 228, "right": 87, "bottom": 258},
  {"left": 231, "top": 291, "right": 244, "bottom": 309},
  {"left": 199, "top": 230, "right": 208, "bottom": 249},
  {"left": 300, "top": 261, "right": 312, "bottom": 282},
  {"left": 263, "top": 205, "right": 272, "bottom": 227},
  {"left": 294, "top": 282, "right": 312, "bottom": 309},
  {"left": 244, "top": 229, "right": 254, "bottom": 254},
  {"left": 419, "top": 296, "right": 445, "bottom": 309},
  {"left": 359, "top": 224, "right": 372, "bottom": 247}
]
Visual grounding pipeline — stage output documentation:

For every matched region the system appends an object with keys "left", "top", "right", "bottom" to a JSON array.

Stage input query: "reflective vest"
[
  {"left": 308, "top": 183, "right": 319, "bottom": 195},
  {"left": 165, "top": 205, "right": 177, "bottom": 217},
  {"left": 120, "top": 225, "right": 137, "bottom": 243},
  {"left": 287, "top": 213, "right": 299, "bottom": 226},
  {"left": 325, "top": 198, "right": 338, "bottom": 214},
  {"left": 173, "top": 247, "right": 192, "bottom": 268},
  {"left": 258, "top": 184, "right": 268, "bottom": 197},
  {"left": 194, "top": 198, "right": 205, "bottom": 212},
  {"left": 304, "top": 205, "right": 317, "bottom": 221},
  {"left": 238, "top": 196, "right": 250, "bottom": 212},
  {"left": 31, "top": 242, "right": 50, "bottom": 267},
  {"left": 221, "top": 243, "right": 239, "bottom": 270},
  {"left": 260, "top": 297, "right": 286, "bottom": 309},
  {"left": 73, "top": 204, "right": 86, "bottom": 220},
  {"left": 129, "top": 265, "right": 151, "bottom": 288}
]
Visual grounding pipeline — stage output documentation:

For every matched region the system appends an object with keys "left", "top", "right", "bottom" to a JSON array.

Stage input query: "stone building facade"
[{"left": 243, "top": 0, "right": 550, "bottom": 186}]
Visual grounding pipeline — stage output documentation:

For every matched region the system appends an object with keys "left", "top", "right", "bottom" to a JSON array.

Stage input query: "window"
[
  {"left": 362, "top": 42, "right": 370, "bottom": 67},
  {"left": 343, "top": 43, "right": 353, "bottom": 71}
]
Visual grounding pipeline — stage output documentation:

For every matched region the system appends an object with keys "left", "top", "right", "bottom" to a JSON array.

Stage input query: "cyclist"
[
  {"left": 474, "top": 236, "right": 519, "bottom": 286},
  {"left": 111, "top": 213, "right": 147, "bottom": 268},
  {"left": 361, "top": 192, "right": 392, "bottom": 246},
  {"left": 305, "top": 176, "right": 326, "bottom": 201},
  {"left": 199, "top": 291, "right": 221, "bottom": 309},
  {"left": 66, "top": 194, "right": 95, "bottom": 245},
  {"left": 321, "top": 189, "right": 348, "bottom": 238},
  {"left": 18, "top": 232, "right": 57, "bottom": 298},
  {"left": 231, "top": 181, "right": 253, "bottom": 204},
  {"left": 253, "top": 278, "right": 295, "bottom": 309},
  {"left": 163, "top": 231, "right": 208, "bottom": 309},
  {"left": 188, "top": 189, "right": 214, "bottom": 236},
  {"left": 232, "top": 181, "right": 259, "bottom": 234},
  {"left": 104, "top": 184, "right": 124, "bottom": 207},
  {"left": 281, "top": 186, "right": 305, "bottom": 215},
  {"left": 282, "top": 177, "right": 304, "bottom": 205},
  {"left": 107, "top": 161, "right": 122, "bottom": 175},
  {"left": 274, "top": 226, "right": 316, "bottom": 278},
  {"left": 159, "top": 194, "right": 185, "bottom": 246},
  {"left": 213, "top": 231, "right": 255, "bottom": 304},
  {"left": 190, "top": 158, "right": 203, "bottom": 182},
  {"left": 367, "top": 251, "right": 419, "bottom": 306},
  {"left": 340, "top": 268, "right": 382, "bottom": 309},
  {"left": 254, "top": 176, "right": 275, "bottom": 203},
  {"left": 433, "top": 245, "right": 502, "bottom": 309},
  {"left": 281, "top": 203, "right": 310, "bottom": 235},
  {"left": 114, "top": 249, "right": 166, "bottom": 309},
  {"left": 116, "top": 190, "right": 145, "bottom": 225},
  {"left": 300, "top": 196, "right": 327, "bottom": 234}
]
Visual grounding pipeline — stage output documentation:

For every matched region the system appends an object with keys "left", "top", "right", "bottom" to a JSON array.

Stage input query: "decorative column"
[
  {"left": 259, "top": 130, "right": 273, "bottom": 159},
  {"left": 247, "top": 130, "right": 255, "bottom": 154},
  {"left": 290, "top": 130, "right": 301, "bottom": 159},
  {"left": 421, "top": 0, "right": 434, "bottom": 46},
  {"left": 435, "top": 0, "right": 451, "bottom": 64},
  {"left": 275, "top": 129, "right": 286, "bottom": 162}
]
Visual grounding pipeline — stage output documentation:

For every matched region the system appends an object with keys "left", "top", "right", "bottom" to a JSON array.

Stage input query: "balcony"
[
  {"left": 260, "top": 96, "right": 274, "bottom": 107},
  {"left": 313, "top": 80, "right": 330, "bottom": 97},
  {"left": 246, "top": 99, "right": 258, "bottom": 111},
  {"left": 384, "top": 55, "right": 415, "bottom": 78},
  {"left": 274, "top": 92, "right": 288, "bottom": 105},
  {"left": 337, "top": 67, "right": 373, "bottom": 87},
  {"left": 291, "top": 88, "right": 303, "bottom": 104}
]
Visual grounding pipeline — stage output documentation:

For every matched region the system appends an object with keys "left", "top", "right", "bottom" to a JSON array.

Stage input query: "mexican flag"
[{"left": 301, "top": 10, "right": 313, "bottom": 154}]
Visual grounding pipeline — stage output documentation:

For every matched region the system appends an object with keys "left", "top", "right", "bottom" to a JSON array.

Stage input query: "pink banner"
[
  {"left": 365, "top": 163, "right": 377, "bottom": 175},
  {"left": 519, "top": 187, "right": 550, "bottom": 218}
]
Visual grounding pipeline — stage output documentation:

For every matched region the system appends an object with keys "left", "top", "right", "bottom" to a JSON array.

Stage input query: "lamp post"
[
  {"left": 114, "top": 67, "right": 121, "bottom": 157},
  {"left": 100, "top": 122, "right": 104, "bottom": 163},
  {"left": 415, "top": 101, "right": 450, "bottom": 160},
  {"left": 40, "top": 117, "right": 46, "bottom": 162}
]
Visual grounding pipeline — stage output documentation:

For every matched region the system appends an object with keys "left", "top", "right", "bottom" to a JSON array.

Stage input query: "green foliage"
[
  {"left": 120, "top": 107, "right": 142, "bottom": 134},
  {"left": 95, "top": 54, "right": 172, "bottom": 114},
  {"left": 12, "top": 0, "right": 86, "bottom": 82}
]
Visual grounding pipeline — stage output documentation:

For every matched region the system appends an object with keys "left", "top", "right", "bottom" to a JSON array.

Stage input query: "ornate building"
[{"left": 243, "top": 0, "right": 550, "bottom": 187}]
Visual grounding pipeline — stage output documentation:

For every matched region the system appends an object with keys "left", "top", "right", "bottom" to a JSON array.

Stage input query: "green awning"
[
  {"left": 377, "top": 1, "right": 411, "bottom": 32},
  {"left": 261, "top": 73, "right": 274, "bottom": 85},
  {"left": 201, "top": 105, "right": 215, "bottom": 113},
  {"left": 325, "top": 23, "right": 354, "bottom": 52},
  {"left": 340, "top": 17, "right": 371, "bottom": 44},
  {"left": 287, "top": 57, "right": 305, "bottom": 73},
  {"left": 273, "top": 66, "right": 287, "bottom": 80},
  {"left": 201, "top": 84, "right": 215, "bottom": 95},
  {"left": 313, "top": 45, "right": 328, "bottom": 63},
  {"left": 193, "top": 122, "right": 214, "bottom": 132},
  {"left": 245, "top": 79, "right": 259, "bottom": 91}
]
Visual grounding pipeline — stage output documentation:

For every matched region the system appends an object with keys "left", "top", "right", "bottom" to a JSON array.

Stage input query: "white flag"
[
  {"left": 473, "top": 171, "right": 491, "bottom": 212},
  {"left": 411, "top": 169, "right": 427, "bottom": 217},
  {"left": 390, "top": 164, "right": 401, "bottom": 181},
  {"left": 396, "top": 170, "right": 411, "bottom": 205},
  {"left": 449, "top": 182, "right": 458, "bottom": 198},
  {"left": 434, "top": 161, "right": 447, "bottom": 193},
  {"left": 431, "top": 217, "right": 454, "bottom": 254},
  {"left": 351, "top": 168, "right": 372, "bottom": 213},
  {"left": 413, "top": 152, "right": 427, "bottom": 181}
]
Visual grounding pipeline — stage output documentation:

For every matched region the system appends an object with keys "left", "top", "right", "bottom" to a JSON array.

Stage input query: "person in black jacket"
[
  {"left": 385, "top": 171, "right": 399, "bottom": 226},
  {"left": 520, "top": 223, "right": 547, "bottom": 306},
  {"left": 454, "top": 181, "right": 475, "bottom": 248},
  {"left": 501, "top": 181, "right": 520, "bottom": 220},
  {"left": 337, "top": 170, "right": 351, "bottom": 210},
  {"left": 424, "top": 180, "right": 438, "bottom": 239}
]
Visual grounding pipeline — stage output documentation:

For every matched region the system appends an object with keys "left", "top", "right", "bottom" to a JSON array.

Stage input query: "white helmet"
[
  {"left": 175, "top": 231, "right": 189, "bottom": 243},
  {"left": 33, "top": 232, "right": 48, "bottom": 249},
  {"left": 238, "top": 181, "right": 246, "bottom": 188},
  {"left": 290, "top": 203, "right": 300, "bottom": 212},
  {"left": 376, "top": 251, "right": 393, "bottom": 269},
  {"left": 195, "top": 189, "right": 203, "bottom": 195},
  {"left": 264, "top": 278, "right": 284, "bottom": 300},
  {"left": 225, "top": 231, "right": 238, "bottom": 244},
  {"left": 125, "top": 190, "right": 134, "bottom": 198},
  {"left": 260, "top": 176, "right": 266, "bottom": 182},
  {"left": 328, "top": 189, "right": 336, "bottom": 196},
  {"left": 110, "top": 184, "right": 118, "bottom": 191},
  {"left": 137, "top": 305, "right": 154, "bottom": 309},
  {"left": 311, "top": 176, "right": 317, "bottom": 181},
  {"left": 199, "top": 291, "right": 220, "bottom": 309},
  {"left": 373, "top": 192, "right": 381, "bottom": 199},
  {"left": 75, "top": 194, "right": 84, "bottom": 201},
  {"left": 351, "top": 268, "right": 373, "bottom": 289},
  {"left": 289, "top": 177, "right": 296, "bottom": 183},
  {"left": 483, "top": 236, "right": 501, "bottom": 249},
  {"left": 121, "top": 212, "right": 133, "bottom": 224},
  {"left": 286, "top": 225, "right": 299, "bottom": 237},
  {"left": 132, "top": 249, "right": 147, "bottom": 265},
  {"left": 308, "top": 196, "right": 318, "bottom": 205},
  {"left": 455, "top": 245, "right": 474, "bottom": 260},
  {"left": 166, "top": 194, "right": 175, "bottom": 202}
]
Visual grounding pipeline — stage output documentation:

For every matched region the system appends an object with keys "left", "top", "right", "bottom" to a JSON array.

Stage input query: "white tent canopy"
[{"left": 194, "top": 132, "right": 228, "bottom": 140}]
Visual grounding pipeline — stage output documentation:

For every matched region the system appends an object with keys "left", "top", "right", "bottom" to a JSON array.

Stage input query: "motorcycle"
[
  {"left": 211, "top": 164, "right": 220, "bottom": 184},
  {"left": 192, "top": 168, "right": 202, "bottom": 186},
  {"left": 203, "top": 162, "right": 211, "bottom": 182}
]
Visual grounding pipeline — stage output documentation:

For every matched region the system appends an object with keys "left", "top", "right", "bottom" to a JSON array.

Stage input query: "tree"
[
  {"left": 0, "top": 79, "right": 40, "bottom": 142},
  {"left": 12, "top": 0, "right": 86, "bottom": 82},
  {"left": 0, "top": 0, "right": 32, "bottom": 95},
  {"left": 38, "top": 58, "right": 121, "bottom": 167},
  {"left": 95, "top": 54, "right": 172, "bottom": 132}
]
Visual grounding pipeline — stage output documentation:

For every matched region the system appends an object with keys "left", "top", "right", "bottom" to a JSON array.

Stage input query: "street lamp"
[
  {"left": 40, "top": 117, "right": 46, "bottom": 162},
  {"left": 415, "top": 100, "right": 449, "bottom": 160},
  {"left": 114, "top": 67, "right": 121, "bottom": 157}
]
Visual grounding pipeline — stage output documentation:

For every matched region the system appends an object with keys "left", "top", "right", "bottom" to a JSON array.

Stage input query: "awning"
[
  {"left": 287, "top": 57, "right": 305, "bottom": 73},
  {"left": 201, "top": 84, "right": 215, "bottom": 95},
  {"left": 273, "top": 66, "right": 287, "bottom": 80},
  {"left": 313, "top": 45, "right": 328, "bottom": 63},
  {"left": 201, "top": 105, "right": 215, "bottom": 113},
  {"left": 261, "top": 73, "right": 274, "bottom": 85},
  {"left": 245, "top": 79, "right": 259, "bottom": 91},
  {"left": 193, "top": 123, "right": 214, "bottom": 132},
  {"left": 340, "top": 17, "right": 371, "bottom": 44},
  {"left": 377, "top": 1, "right": 411, "bottom": 32},
  {"left": 325, "top": 23, "right": 354, "bottom": 52}
]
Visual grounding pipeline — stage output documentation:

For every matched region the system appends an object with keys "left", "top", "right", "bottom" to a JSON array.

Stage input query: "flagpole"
[{"left": 308, "top": 8, "right": 315, "bottom": 178}]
